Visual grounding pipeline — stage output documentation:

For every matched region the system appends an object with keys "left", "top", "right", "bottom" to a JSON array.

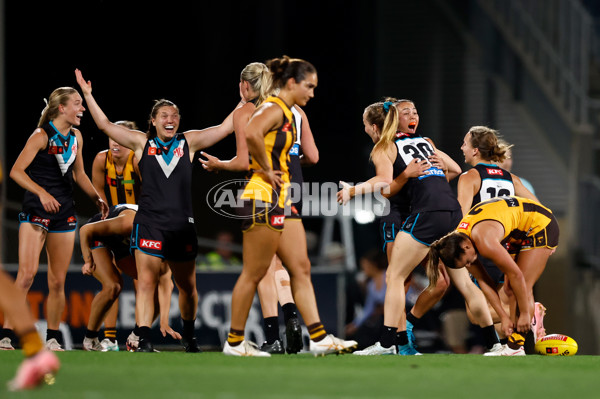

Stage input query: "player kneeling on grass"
[
  {"left": 427, "top": 196, "right": 558, "bottom": 356},
  {"left": 79, "top": 204, "right": 183, "bottom": 352}
]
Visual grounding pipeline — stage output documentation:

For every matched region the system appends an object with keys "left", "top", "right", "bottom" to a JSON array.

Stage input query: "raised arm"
[
  {"left": 295, "top": 106, "right": 319, "bottom": 165},
  {"left": 10, "top": 129, "right": 61, "bottom": 214},
  {"left": 71, "top": 130, "right": 108, "bottom": 218},
  {"left": 75, "top": 69, "right": 147, "bottom": 157}
]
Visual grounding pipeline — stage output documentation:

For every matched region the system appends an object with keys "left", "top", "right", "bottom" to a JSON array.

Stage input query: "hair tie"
[{"left": 383, "top": 101, "right": 393, "bottom": 113}]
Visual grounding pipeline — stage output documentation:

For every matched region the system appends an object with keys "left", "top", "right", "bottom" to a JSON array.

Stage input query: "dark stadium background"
[
  {"left": 4, "top": 0, "right": 600, "bottom": 353},
  {"left": 2, "top": 0, "right": 462, "bottom": 260}
]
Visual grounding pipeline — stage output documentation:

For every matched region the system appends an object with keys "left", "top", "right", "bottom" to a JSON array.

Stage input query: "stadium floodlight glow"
[{"left": 353, "top": 209, "right": 376, "bottom": 224}]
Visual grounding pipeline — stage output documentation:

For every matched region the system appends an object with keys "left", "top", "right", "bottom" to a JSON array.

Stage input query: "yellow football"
[{"left": 534, "top": 334, "right": 578, "bottom": 356}]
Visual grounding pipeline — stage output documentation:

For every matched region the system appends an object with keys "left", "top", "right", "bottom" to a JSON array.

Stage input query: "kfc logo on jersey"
[
  {"left": 67, "top": 216, "right": 76, "bottom": 223},
  {"left": 486, "top": 168, "right": 504, "bottom": 176},
  {"left": 140, "top": 239, "right": 162, "bottom": 250},
  {"left": 271, "top": 215, "right": 285, "bottom": 226},
  {"left": 148, "top": 147, "right": 157, "bottom": 156},
  {"left": 458, "top": 222, "right": 470, "bottom": 230},
  {"left": 173, "top": 147, "right": 184, "bottom": 158},
  {"left": 281, "top": 122, "right": 292, "bottom": 132},
  {"left": 71, "top": 144, "right": 78, "bottom": 153}
]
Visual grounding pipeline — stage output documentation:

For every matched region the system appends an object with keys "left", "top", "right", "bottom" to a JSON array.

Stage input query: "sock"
[
  {"left": 500, "top": 337, "right": 508, "bottom": 345},
  {"left": 394, "top": 331, "right": 408, "bottom": 346},
  {"left": 507, "top": 332, "right": 525, "bottom": 350},
  {"left": 481, "top": 325, "right": 500, "bottom": 349},
  {"left": 138, "top": 326, "right": 151, "bottom": 341},
  {"left": 46, "top": 329, "right": 63, "bottom": 345},
  {"left": 227, "top": 328, "right": 244, "bottom": 347},
  {"left": 133, "top": 325, "right": 140, "bottom": 336},
  {"left": 381, "top": 326, "right": 399, "bottom": 348},
  {"left": 182, "top": 318, "right": 195, "bottom": 340},
  {"left": 307, "top": 322, "right": 327, "bottom": 342},
  {"left": 104, "top": 327, "right": 117, "bottom": 343},
  {"left": 281, "top": 303, "right": 299, "bottom": 324},
  {"left": 1, "top": 328, "right": 18, "bottom": 344},
  {"left": 85, "top": 329, "right": 99, "bottom": 339},
  {"left": 406, "top": 312, "right": 420, "bottom": 328},
  {"left": 19, "top": 329, "right": 44, "bottom": 358},
  {"left": 263, "top": 316, "right": 280, "bottom": 344}
]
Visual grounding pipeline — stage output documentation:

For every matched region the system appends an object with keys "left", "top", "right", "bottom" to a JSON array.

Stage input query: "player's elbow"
[{"left": 303, "top": 149, "right": 319, "bottom": 165}]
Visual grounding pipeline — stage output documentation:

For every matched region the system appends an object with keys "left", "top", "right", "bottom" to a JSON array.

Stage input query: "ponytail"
[
  {"left": 426, "top": 232, "right": 471, "bottom": 287},
  {"left": 38, "top": 87, "right": 78, "bottom": 127},
  {"left": 240, "top": 62, "right": 273, "bottom": 107},
  {"left": 267, "top": 55, "right": 316, "bottom": 89},
  {"left": 370, "top": 102, "right": 399, "bottom": 158},
  {"left": 467, "top": 126, "right": 514, "bottom": 163},
  {"left": 427, "top": 241, "right": 443, "bottom": 288}
]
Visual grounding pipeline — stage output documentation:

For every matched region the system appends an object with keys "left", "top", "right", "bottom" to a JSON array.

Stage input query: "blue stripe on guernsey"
[
  {"left": 381, "top": 222, "right": 398, "bottom": 251},
  {"left": 289, "top": 143, "right": 300, "bottom": 156},
  {"left": 48, "top": 227, "right": 76, "bottom": 233},
  {"left": 150, "top": 136, "right": 185, "bottom": 178},
  {"left": 155, "top": 136, "right": 177, "bottom": 164},
  {"left": 48, "top": 121, "right": 76, "bottom": 176}
]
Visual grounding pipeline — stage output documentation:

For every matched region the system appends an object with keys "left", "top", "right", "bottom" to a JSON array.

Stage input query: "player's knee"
[
  {"left": 47, "top": 276, "right": 65, "bottom": 293},
  {"left": 104, "top": 281, "right": 122, "bottom": 300},
  {"left": 287, "top": 260, "right": 311, "bottom": 281},
  {"left": 15, "top": 272, "right": 35, "bottom": 291}
]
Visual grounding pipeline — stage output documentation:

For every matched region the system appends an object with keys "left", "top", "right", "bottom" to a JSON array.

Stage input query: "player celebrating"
[
  {"left": 76, "top": 68, "right": 235, "bottom": 352},
  {"left": 2, "top": 86, "right": 108, "bottom": 351}
]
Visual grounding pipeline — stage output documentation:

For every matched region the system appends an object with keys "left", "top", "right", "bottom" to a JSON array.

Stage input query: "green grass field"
[{"left": 1, "top": 351, "right": 599, "bottom": 399}]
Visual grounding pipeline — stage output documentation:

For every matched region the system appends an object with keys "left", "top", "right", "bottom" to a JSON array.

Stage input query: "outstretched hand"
[
  {"left": 199, "top": 151, "right": 221, "bottom": 172},
  {"left": 337, "top": 181, "right": 353, "bottom": 205},
  {"left": 75, "top": 69, "right": 92, "bottom": 95}
]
